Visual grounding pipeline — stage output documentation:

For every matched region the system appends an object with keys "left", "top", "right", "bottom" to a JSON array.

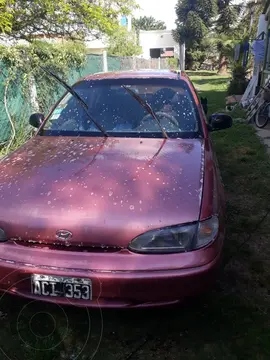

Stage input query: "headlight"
[
  {"left": 128, "top": 216, "right": 219, "bottom": 254},
  {"left": 196, "top": 216, "right": 219, "bottom": 249}
]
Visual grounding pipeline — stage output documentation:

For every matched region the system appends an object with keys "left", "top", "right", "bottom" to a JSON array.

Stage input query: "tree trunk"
[
  {"left": 185, "top": 53, "right": 193, "bottom": 70},
  {"left": 217, "top": 54, "right": 228, "bottom": 75}
]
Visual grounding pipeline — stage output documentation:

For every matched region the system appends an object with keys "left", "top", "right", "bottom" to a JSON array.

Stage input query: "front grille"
[{"left": 13, "top": 240, "right": 122, "bottom": 253}]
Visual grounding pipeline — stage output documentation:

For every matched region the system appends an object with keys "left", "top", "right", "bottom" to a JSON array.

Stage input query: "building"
[
  {"left": 84, "top": 36, "right": 107, "bottom": 55},
  {"left": 262, "top": 0, "right": 270, "bottom": 86},
  {"left": 85, "top": 22, "right": 180, "bottom": 61},
  {"left": 138, "top": 30, "right": 179, "bottom": 59}
]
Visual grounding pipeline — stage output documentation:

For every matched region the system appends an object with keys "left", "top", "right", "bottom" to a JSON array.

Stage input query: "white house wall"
[{"left": 139, "top": 30, "right": 179, "bottom": 59}]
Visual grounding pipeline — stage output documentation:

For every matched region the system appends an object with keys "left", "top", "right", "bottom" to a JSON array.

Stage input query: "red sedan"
[{"left": 0, "top": 70, "right": 232, "bottom": 308}]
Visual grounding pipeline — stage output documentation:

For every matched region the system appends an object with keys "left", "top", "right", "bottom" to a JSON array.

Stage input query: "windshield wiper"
[
  {"left": 40, "top": 66, "right": 108, "bottom": 137},
  {"left": 122, "top": 85, "right": 168, "bottom": 139}
]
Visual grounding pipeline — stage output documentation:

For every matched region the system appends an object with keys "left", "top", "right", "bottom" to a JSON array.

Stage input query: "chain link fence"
[
  {"left": 107, "top": 56, "right": 169, "bottom": 71},
  {"left": 0, "top": 53, "right": 169, "bottom": 144}
]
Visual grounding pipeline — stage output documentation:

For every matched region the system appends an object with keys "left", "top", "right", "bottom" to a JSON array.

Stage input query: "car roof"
[{"left": 82, "top": 69, "right": 191, "bottom": 83}]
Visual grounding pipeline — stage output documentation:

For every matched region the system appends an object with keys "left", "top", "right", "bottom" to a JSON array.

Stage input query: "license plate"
[{"left": 31, "top": 274, "right": 92, "bottom": 300}]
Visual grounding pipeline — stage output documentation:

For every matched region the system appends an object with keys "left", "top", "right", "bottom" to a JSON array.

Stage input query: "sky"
[{"left": 134, "top": 0, "right": 177, "bottom": 30}]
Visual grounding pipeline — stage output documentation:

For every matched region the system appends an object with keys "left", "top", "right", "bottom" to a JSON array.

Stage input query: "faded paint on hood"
[{"left": 0, "top": 136, "right": 205, "bottom": 247}]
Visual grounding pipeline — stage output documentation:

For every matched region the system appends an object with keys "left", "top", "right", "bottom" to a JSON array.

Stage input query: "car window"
[{"left": 42, "top": 78, "right": 201, "bottom": 138}]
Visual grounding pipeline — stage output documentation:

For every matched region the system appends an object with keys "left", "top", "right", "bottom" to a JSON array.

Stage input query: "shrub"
[
  {"left": 107, "top": 28, "right": 142, "bottom": 56},
  {"left": 0, "top": 41, "right": 87, "bottom": 153},
  {"left": 227, "top": 64, "right": 249, "bottom": 95},
  {"left": 167, "top": 57, "right": 179, "bottom": 69}
]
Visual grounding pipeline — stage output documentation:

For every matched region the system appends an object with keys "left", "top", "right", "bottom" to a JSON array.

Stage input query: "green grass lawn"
[
  {"left": 189, "top": 72, "right": 230, "bottom": 114},
  {"left": 1, "top": 73, "right": 270, "bottom": 359},
  {"left": 188, "top": 72, "right": 246, "bottom": 119}
]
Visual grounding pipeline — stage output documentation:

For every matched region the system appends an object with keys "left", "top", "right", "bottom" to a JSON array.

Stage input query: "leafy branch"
[{"left": 1, "top": 0, "right": 137, "bottom": 41}]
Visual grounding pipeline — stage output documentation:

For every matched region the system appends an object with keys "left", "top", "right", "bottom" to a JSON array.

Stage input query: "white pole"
[
  {"left": 132, "top": 56, "right": 136, "bottom": 70},
  {"left": 158, "top": 57, "right": 161, "bottom": 69},
  {"left": 29, "top": 75, "right": 39, "bottom": 112},
  {"left": 179, "top": 43, "right": 185, "bottom": 71},
  {"left": 103, "top": 50, "right": 108, "bottom": 72},
  {"left": 127, "top": 15, "right": 132, "bottom": 32}
]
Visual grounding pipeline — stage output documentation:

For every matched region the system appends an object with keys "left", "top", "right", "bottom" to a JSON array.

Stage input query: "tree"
[
  {"left": 215, "top": 1, "right": 239, "bottom": 74},
  {"left": 175, "top": 0, "right": 217, "bottom": 28},
  {"left": 173, "top": 0, "right": 218, "bottom": 69},
  {"left": 0, "top": 0, "right": 12, "bottom": 33},
  {"left": 0, "top": 0, "right": 137, "bottom": 41},
  {"left": 216, "top": 0, "right": 239, "bottom": 35},
  {"left": 215, "top": 35, "right": 235, "bottom": 74},
  {"left": 132, "top": 16, "right": 166, "bottom": 31},
  {"left": 214, "top": 0, "right": 265, "bottom": 74},
  {"left": 186, "top": 37, "right": 218, "bottom": 70},
  {"left": 107, "top": 27, "right": 142, "bottom": 56},
  {"left": 234, "top": 0, "right": 265, "bottom": 40}
]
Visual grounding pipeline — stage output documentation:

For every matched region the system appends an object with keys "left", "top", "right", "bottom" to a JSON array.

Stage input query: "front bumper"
[{"left": 0, "top": 237, "right": 224, "bottom": 308}]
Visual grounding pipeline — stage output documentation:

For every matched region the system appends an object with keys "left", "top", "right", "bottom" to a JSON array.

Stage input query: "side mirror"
[
  {"left": 208, "top": 113, "right": 233, "bottom": 131},
  {"left": 29, "top": 113, "right": 45, "bottom": 128}
]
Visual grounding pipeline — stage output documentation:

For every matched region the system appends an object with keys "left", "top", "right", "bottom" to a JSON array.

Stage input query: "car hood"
[{"left": 0, "top": 136, "right": 205, "bottom": 248}]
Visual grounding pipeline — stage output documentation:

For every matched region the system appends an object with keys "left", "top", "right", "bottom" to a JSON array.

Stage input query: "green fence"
[
  {"left": 0, "top": 54, "right": 105, "bottom": 143},
  {"left": 0, "top": 66, "right": 32, "bottom": 143}
]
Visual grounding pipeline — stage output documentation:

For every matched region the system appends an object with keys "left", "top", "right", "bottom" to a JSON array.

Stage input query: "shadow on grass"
[
  {"left": 0, "top": 284, "right": 269, "bottom": 360},
  {"left": 186, "top": 71, "right": 219, "bottom": 77},
  {"left": 192, "top": 78, "right": 230, "bottom": 87}
]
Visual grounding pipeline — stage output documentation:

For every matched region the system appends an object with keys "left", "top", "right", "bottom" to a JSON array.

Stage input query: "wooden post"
[{"left": 103, "top": 50, "right": 108, "bottom": 72}]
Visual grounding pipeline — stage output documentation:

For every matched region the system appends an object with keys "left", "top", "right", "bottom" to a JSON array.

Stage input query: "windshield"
[{"left": 41, "top": 78, "right": 201, "bottom": 138}]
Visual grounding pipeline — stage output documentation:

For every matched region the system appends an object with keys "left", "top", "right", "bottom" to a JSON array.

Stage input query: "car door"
[{"left": 190, "top": 79, "right": 225, "bottom": 215}]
